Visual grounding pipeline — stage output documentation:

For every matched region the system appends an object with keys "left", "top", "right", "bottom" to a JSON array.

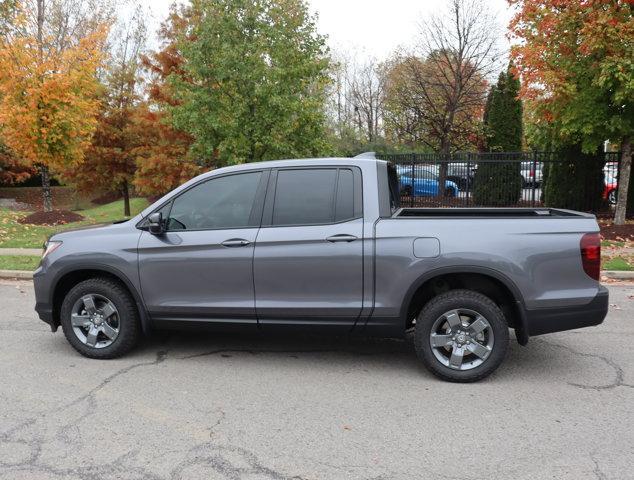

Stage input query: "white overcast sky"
[{"left": 139, "top": 0, "right": 515, "bottom": 59}]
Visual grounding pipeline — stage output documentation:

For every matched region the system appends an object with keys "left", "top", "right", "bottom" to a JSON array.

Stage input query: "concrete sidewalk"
[{"left": 0, "top": 247, "right": 42, "bottom": 256}]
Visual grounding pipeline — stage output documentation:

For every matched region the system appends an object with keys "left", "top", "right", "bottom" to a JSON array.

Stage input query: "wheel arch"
[
  {"left": 50, "top": 264, "right": 150, "bottom": 334},
  {"left": 400, "top": 266, "right": 529, "bottom": 345}
]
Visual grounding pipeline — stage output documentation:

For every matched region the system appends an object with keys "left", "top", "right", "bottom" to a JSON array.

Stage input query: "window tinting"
[
  {"left": 273, "top": 169, "right": 337, "bottom": 225},
  {"left": 167, "top": 172, "right": 262, "bottom": 230},
  {"left": 335, "top": 169, "right": 354, "bottom": 222}
]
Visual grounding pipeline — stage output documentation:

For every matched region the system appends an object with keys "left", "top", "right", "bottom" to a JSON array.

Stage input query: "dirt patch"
[
  {"left": 599, "top": 222, "right": 634, "bottom": 242},
  {"left": 18, "top": 210, "right": 84, "bottom": 226}
]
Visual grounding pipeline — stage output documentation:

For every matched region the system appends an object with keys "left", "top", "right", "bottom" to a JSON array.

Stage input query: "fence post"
[
  {"left": 614, "top": 151, "right": 620, "bottom": 206},
  {"left": 466, "top": 153, "right": 471, "bottom": 207},
  {"left": 410, "top": 153, "right": 415, "bottom": 207}
]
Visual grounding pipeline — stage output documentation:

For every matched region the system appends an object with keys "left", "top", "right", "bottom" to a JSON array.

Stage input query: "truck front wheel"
[
  {"left": 60, "top": 277, "right": 141, "bottom": 359},
  {"left": 414, "top": 290, "right": 509, "bottom": 382}
]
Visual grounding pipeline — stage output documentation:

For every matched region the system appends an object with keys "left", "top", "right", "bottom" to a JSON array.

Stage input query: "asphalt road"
[{"left": 1, "top": 280, "right": 633, "bottom": 480}]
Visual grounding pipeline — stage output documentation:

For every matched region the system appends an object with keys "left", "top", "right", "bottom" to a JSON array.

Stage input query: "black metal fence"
[{"left": 377, "top": 151, "right": 621, "bottom": 211}]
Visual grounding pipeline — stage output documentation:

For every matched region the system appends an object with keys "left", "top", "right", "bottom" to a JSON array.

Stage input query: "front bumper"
[
  {"left": 33, "top": 267, "right": 58, "bottom": 332},
  {"left": 524, "top": 285, "right": 609, "bottom": 336}
]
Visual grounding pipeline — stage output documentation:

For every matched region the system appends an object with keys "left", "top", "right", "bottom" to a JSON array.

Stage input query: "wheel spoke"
[
  {"left": 71, "top": 314, "right": 91, "bottom": 328},
  {"left": 467, "top": 341, "right": 490, "bottom": 359},
  {"left": 82, "top": 295, "right": 97, "bottom": 315},
  {"left": 449, "top": 346, "right": 465, "bottom": 369},
  {"left": 444, "top": 310, "right": 462, "bottom": 330},
  {"left": 101, "top": 322, "right": 118, "bottom": 340},
  {"left": 469, "top": 316, "right": 488, "bottom": 336},
  {"left": 85, "top": 326, "right": 99, "bottom": 347},
  {"left": 430, "top": 334, "right": 453, "bottom": 348},
  {"left": 101, "top": 302, "right": 117, "bottom": 320}
]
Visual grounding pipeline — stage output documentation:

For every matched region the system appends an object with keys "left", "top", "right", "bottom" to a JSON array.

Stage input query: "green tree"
[
  {"left": 170, "top": 0, "right": 331, "bottom": 166},
  {"left": 473, "top": 65, "right": 524, "bottom": 206},
  {"left": 542, "top": 144, "right": 605, "bottom": 212},
  {"left": 510, "top": 0, "right": 634, "bottom": 223}
]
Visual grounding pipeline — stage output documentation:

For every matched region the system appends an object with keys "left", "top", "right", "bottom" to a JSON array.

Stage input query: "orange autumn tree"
[
  {"left": 0, "top": 0, "right": 109, "bottom": 211},
  {"left": 509, "top": 0, "right": 634, "bottom": 223},
  {"left": 132, "top": 107, "right": 198, "bottom": 197},
  {"left": 62, "top": 7, "right": 147, "bottom": 217},
  {"left": 133, "top": 3, "right": 201, "bottom": 197},
  {"left": 0, "top": 141, "right": 33, "bottom": 185}
]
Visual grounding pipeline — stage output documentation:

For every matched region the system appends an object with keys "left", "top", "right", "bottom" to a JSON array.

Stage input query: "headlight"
[{"left": 42, "top": 241, "right": 62, "bottom": 258}]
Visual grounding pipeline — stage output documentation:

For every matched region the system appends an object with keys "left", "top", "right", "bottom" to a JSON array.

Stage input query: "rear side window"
[
  {"left": 271, "top": 168, "right": 357, "bottom": 226},
  {"left": 335, "top": 169, "right": 354, "bottom": 222}
]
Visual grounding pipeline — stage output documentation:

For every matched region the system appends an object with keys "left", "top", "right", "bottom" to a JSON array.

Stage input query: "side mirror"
[{"left": 147, "top": 212, "right": 165, "bottom": 235}]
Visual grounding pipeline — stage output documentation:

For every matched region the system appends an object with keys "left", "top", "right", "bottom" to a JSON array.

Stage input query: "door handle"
[
  {"left": 326, "top": 234, "right": 358, "bottom": 243},
  {"left": 221, "top": 238, "right": 251, "bottom": 247}
]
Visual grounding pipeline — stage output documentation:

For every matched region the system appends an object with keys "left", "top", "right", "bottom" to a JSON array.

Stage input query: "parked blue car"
[{"left": 396, "top": 165, "right": 460, "bottom": 197}]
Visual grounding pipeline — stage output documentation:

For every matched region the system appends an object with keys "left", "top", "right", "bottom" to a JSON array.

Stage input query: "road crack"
[
  {"left": 539, "top": 339, "right": 632, "bottom": 390},
  {"left": 0, "top": 349, "right": 171, "bottom": 478},
  {"left": 169, "top": 443, "right": 309, "bottom": 480}
]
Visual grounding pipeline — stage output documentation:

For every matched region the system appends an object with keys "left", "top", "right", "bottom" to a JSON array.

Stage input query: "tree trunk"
[
  {"left": 37, "top": 1, "right": 50, "bottom": 213},
  {"left": 437, "top": 140, "right": 450, "bottom": 198},
  {"left": 37, "top": 1, "right": 44, "bottom": 51},
  {"left": 122, "top": 180, "right": 131, "bottom": 217},
  {"left": 39, "top": 164, "right": 53, "bottom": 212},
  {"left": 614, "top": 137, "right": 631, "bottom": 225}
]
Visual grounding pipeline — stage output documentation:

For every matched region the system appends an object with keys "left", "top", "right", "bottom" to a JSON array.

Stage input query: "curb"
[
  {"left": 0, "top": 248, "right": 42, "bottom": 256},
  {"left": 602, "top": 270, "right": 634, "bottom": 280},
  {"left": 0, "top": 269, "right": 34, "bottom": 280}
]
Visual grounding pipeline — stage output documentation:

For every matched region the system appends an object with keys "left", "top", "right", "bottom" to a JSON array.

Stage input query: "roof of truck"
[
  {"left": 203, "top": 156, "right": 382, "bottom": 176},
  {"left": 139, "top": 156, "right": 384, "bottom": 219}
]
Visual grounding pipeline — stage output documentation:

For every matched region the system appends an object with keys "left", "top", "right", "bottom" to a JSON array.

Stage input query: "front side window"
[{"left": 167, "top": 171, "right": 262, "bottom": 230}]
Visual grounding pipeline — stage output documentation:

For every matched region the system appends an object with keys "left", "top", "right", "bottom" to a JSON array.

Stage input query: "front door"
[
  {"left": 138, "top": 170, "right": 267, "bottom": 325},
  {"left": 254, "top": 167, "right": 364, "bottom": 328}
]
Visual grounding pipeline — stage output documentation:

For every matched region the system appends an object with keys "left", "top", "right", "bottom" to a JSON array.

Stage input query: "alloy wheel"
[
  {"left": 429, "top": 308, "right": 494, "bottom": 370},
  {"left": 70, "top": 294, "right": 120, "bottom": 348}
]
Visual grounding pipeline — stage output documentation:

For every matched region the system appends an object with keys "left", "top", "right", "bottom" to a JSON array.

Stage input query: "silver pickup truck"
[{"left": 33, "top": 157, "right": 608, "bottom": 382}]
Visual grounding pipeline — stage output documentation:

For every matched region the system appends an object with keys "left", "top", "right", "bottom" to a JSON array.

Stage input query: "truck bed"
[{"left": 394, "top": 207, "right": 594, "bottom": 219}]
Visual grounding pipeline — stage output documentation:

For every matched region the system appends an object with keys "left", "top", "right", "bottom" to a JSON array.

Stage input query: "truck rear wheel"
[
  {"left": 60, "top": 277, "right": 140, "bottom": 359},
  {"left": 414, "top": 289, "right": 509, "bottom": 382}
]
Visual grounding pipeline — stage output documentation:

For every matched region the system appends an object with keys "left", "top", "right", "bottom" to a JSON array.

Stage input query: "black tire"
[
  {"left": 414, "top": 290, "right": 509, "bottom": 382},
  {"left": 60, "top": 277, "right": 140, "bottom": 359},
  {"left": 444, "top": 187, "right": 456, "bottom": 197}
]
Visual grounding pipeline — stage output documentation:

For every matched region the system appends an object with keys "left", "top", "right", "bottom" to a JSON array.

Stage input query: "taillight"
[{"left": 580, "top": 233, "right": 601, "bottom": 280}]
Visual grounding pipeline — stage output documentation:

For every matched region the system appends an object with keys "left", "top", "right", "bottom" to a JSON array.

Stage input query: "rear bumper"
[{"left": 524, "top": 285, "right": 609, "bottom": 337}]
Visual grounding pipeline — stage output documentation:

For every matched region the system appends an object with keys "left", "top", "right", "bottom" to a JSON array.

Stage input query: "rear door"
[{"left": 254, "top": 166, "right": 364, "bottom": 328}]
